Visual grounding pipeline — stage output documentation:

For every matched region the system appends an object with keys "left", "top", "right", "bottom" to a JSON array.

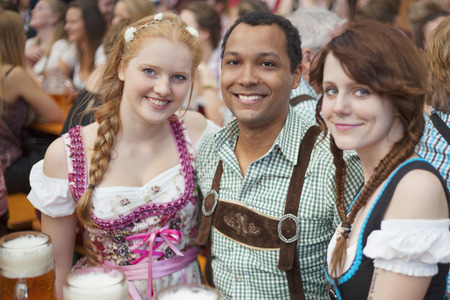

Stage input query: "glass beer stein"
[
  {"left": 0, "top": 231, "right": 56, "bottom": 300},
  {"left": 155, "top": 284, "right": 220, "bottom": 300},
  {"left": 42, "top": 69, "right": 74, "bottom": 114},
  {"left": 63, "top": 267, "right": 129, "bottom": 300}
]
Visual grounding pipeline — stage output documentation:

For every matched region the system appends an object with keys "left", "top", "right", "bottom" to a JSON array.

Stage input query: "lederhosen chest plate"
[{"left": 196, "top": 126, "right": 322, "bottom": 300}]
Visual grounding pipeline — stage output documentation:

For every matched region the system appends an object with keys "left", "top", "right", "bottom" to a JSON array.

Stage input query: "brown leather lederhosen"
[{"left": 196, "top": 126, "right": 322, "bottom": 300}]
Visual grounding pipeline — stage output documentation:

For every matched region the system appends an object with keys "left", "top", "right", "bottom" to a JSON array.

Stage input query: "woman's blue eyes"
[
  {"left": 324, "top": 87, "right": 371, "bottom": 97},
  {"left": 143, "top": 69, "right": 187, "bottom": 81},
  {"left": 325, "top": 87, "right": 338, "bottom": 96},
  {"left": 173, "top": 74, "right": 187, "bottom": 81},
  {"left": 143, "top": 69, "right": 155, "bottom": 76},
  {"left": 354, "top": 89, "right": 370, "bottom": 97}
]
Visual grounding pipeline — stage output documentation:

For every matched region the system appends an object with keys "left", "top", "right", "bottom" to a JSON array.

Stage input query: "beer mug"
[
  {"left": 0, "top": 231, "right": 56, "bottom": 300},
  {"left": 42, "top": 69, "right": 74, "bottom": 114},
  {"left": 155, "top": 283, "right": 220, "bottom": 300},
  {"left": 63, "top": 267, "right": 128, "bottom": 300}
]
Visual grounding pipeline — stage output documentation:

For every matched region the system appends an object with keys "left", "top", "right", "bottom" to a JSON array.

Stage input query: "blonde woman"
[
  {"left": 29, "top": 12, "right": 218, "bottom": 299},
  {"left": 0, "top": 10, "right": 63, "bottom": 194},
  {"left": 58, "top": 0, "right": 107, "bottom": 91},
  {"left": 25, "top": 0, "right": 69, "bottom": 77}
]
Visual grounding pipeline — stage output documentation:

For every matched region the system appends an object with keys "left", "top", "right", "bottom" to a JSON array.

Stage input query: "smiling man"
[{"left": 196, "top": 11, "right": 363, "bottom": 300}]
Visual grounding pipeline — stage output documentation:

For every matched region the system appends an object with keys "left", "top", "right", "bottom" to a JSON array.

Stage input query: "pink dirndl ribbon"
[{"left": 103, "top": 226, "right": 199, "bottom": 300}]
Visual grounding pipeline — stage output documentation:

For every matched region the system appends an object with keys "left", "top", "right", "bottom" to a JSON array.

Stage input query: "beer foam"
[
  {"left": 0, "top": 235, "right": 54, "bottom": 279},
  {"left": 3, "top": 235, "right": 47, "bottom": 248},
  {"left": 158, "top": 286, "right": 218, "bottom": 300},
  {"left": 64, "top": 271, "right": 128, "bottom": 300},
  {"left": 69, "top": 272, "right": 122, "bottom": 288}
]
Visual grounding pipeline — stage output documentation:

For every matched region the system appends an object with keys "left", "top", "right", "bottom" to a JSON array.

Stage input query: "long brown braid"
[
  {"left": 310, "top": 19, "right": 427, "bottom": 278},
  {"left": 329, "top": 134, "right": 420, "bottom": 277},
  {"left": 75, "top": 12, "right": 202, "bottom": 228},
  {"left": 328, "top": 136, "right": 348, "bottom": 274}
]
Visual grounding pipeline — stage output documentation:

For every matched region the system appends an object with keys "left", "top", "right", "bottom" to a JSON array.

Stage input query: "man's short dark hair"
[{"left": 221, "top": 11, "right": 302, "bottom": 73}]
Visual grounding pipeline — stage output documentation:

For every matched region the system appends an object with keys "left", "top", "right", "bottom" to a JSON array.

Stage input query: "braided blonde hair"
[{"left": 77, "top": 12, "right": 202, "bottom": 227}]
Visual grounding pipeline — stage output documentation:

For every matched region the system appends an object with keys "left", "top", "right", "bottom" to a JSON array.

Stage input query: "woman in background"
[
  {"left": 25, "top": 0, "right": 68, "bottom": 77},
  {"left": 0, "top": 10, "right": 63, "bottom": 194},
  {"left": 408, "top": 0, "right": 449, "bottom": 52},
  {"left": 417, "top": 16, "right": 450, "bottom": 191},
  {"left": 111, "top": 0, "right": 156, "bottom": 26},
  {"left": 61, "top": 18, "right": 133, "bottom": 134},
  {"left": 58, "top": 0, "right": 106, "bottom": 91},
  {"left": 310, "top": 20, "right": 449, "bottom": 299},
  {"left": 97, "top": 0, "right": 115, "bottom": 27},
  {"left": 180, "top": 1, "right": 224, "bottom": 125}
]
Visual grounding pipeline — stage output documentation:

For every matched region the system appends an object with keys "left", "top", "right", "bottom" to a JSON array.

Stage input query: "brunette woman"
[
  {"left": 310, "top": 20, "right": 450, "bottom": 300},
  {"left": 57, "top": 0, "right": 106, "bottom": 91}
]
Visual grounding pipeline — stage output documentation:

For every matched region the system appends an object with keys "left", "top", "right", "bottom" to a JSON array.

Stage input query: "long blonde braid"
[{"left": 76, "top": 100, "right": 121, "bottom": 227}]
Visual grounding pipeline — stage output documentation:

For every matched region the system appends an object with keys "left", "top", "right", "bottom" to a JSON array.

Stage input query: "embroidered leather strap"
[
  {"left": 196, "top": 126, "right": 321, "bottom": 299},
  {"left": 211, "top": 199, "right": 281, "bottom": 249}
]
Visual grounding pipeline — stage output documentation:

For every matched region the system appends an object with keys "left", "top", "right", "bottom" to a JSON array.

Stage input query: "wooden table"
[{"left": 28, "top": 95, "right": 73, "bottom": 136}]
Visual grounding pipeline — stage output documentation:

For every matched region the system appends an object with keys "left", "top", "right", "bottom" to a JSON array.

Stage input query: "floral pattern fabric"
[{"left": 64, "top": 115, "right": 203, "bottom": 298}]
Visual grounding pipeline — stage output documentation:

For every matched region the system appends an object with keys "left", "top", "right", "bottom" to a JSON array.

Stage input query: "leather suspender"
[
  {"left": 279, "top": 125, "right": 321, "bottom": 298},
  {"left": 429, "top": 110, "right": 450, "bottom": 144},
  {"left": 290, "top": 94, "right": 315, "bottom": 107},
  {"left": 196, "top": 125, "right": 322, "bottom": 299}
]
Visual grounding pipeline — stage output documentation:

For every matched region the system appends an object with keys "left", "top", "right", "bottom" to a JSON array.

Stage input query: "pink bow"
[{"left": 126, "top": 226, "right": 184, "bottom": 297}]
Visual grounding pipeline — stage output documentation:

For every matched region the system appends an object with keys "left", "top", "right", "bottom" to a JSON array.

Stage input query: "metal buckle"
[
  {"left": 201, "top": 190, "right": 218, "bottom": 216},
  {"left": 277, "top": 213, "right": 300, "bottom": 243}
]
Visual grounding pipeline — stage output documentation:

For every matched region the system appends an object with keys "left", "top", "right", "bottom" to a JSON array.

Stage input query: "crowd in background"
[{"left": 0, "top": 0, "right": 449, "bottom": 299}]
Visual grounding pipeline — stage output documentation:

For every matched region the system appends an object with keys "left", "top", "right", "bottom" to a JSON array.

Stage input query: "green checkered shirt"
[
  {"left": 196, "top": 107, "right": 363, "bottom": 299},
  {"left": 290, "top": 77, "right": 320, "bottom": 125}
]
